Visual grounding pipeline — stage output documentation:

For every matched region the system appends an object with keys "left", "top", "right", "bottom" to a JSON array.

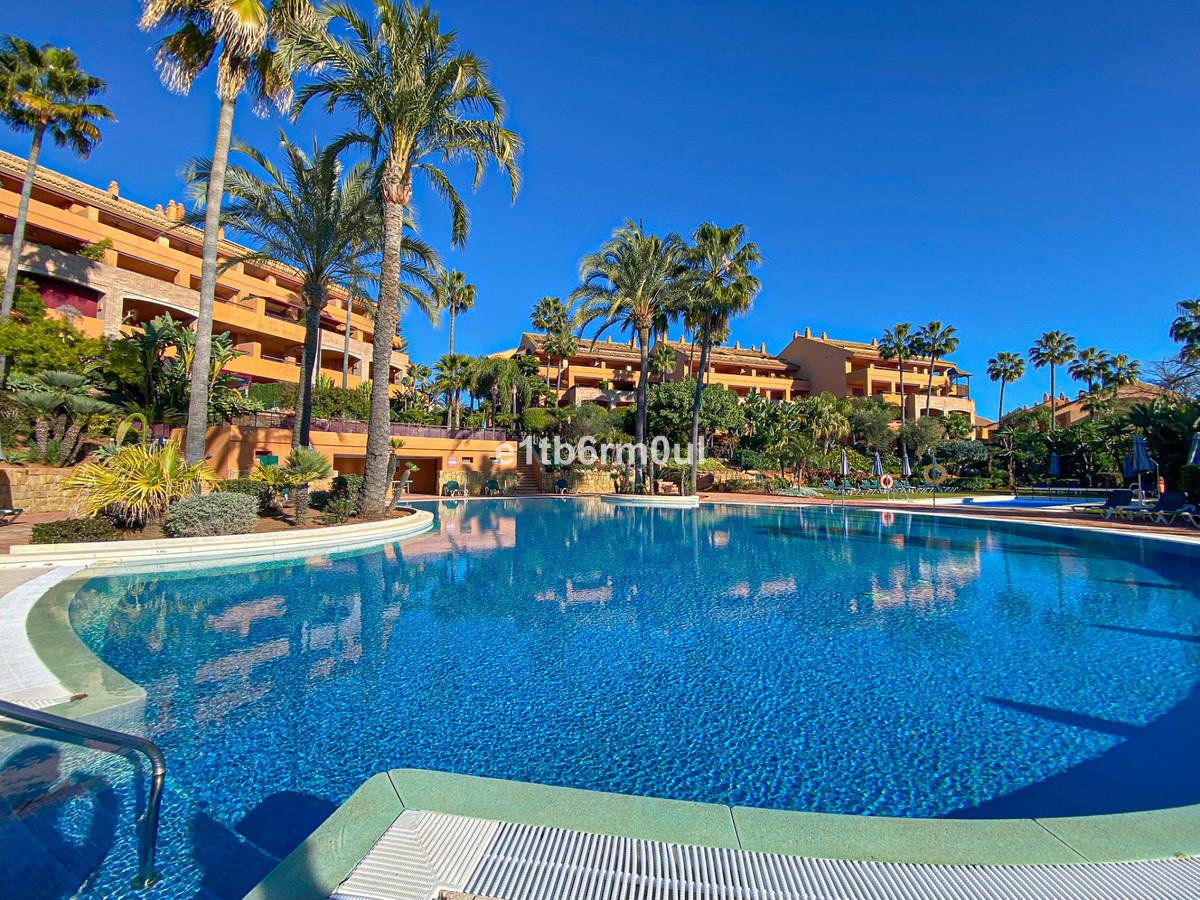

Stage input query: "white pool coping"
[{"left": 0, "top": 564, "right": 87, "bottom": 708}]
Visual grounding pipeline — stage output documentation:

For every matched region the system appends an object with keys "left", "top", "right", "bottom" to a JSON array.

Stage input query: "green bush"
[
  {"left": 1180, "top": 465, "right": 1200, "bottom": 504},
  {"left": 332, "top": 474, "right": 363, "bottom": 499},
  {"left": 318, "top": 496, "right": 357, "bottom": 525},
  {"left": 31, "top": 517, "right": 121, "bottom": 544},
  {"left": 248, "top": 382, "right": 296, "bottom": 410},
  {"left": 308, "top": 489, "right": 332, "bottom": 511},
  {"left": 166, "top": 492, "right": 260, "bottom": 538},
  {"left": 217, "top": 478, "right": 272, "bottom": 513}
]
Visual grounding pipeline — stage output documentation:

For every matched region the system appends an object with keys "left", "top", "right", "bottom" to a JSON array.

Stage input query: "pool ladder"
[{"left": 0, "top": 698, "right": 165, "bottom": 889}]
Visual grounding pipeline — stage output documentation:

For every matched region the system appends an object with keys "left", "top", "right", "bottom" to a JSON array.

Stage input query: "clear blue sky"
[{"left": 4, "top": 1, "right": 1196, "bottom": 416}]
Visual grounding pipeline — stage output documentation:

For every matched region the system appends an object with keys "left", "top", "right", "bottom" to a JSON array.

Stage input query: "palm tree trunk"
[
  {"left": 997, "top": 380, "right": 1006, "bottom": 423},
  {"left": 341, "top": 297, "right": 353, "bottom": 389},
  {"left": 33, "top": 416, "right": 49, "bottom": 462},
  {"left": 924, "top": 357, "right": 936, "bottom": 415},
  {"left": 184, "top": 97, "right": 236, "bottom": 463},
  {"left": 296, "top": 291, "right": 324, "bottom": 447},
  {"left": 635, "top": 329, "right": 650, "bottom": 491},
  {"left": 361, "top": 168, "right": 409, "bottom": 517},
  {"left": 897, "top": 359, "right": 906, "bottom": 426},
  {"left": 293, "top": 482, "right": 310, "bottom": 526},
  {"left": 448, "top": 306, "right": 455, "bottom": 355},
  {"left": 0, "top": 124, "right": 46, "bottom": 383},
  {"left": 688, "top": 318, "right": 713, "bottom": 496},
  {"left": 1049, "top": 365, "right": 1057, "bottom": 430}
]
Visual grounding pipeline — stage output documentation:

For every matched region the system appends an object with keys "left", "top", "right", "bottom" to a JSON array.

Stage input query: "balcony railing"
[{"left": 232, "top": 411, "right": 510, "bottom": 442}]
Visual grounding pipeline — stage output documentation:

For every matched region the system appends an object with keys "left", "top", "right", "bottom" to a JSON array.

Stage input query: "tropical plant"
[
  {"left": 986, "top": 351, "right": 1025, "bottom": 422},
  {"left": 1028, "top": 330, "right": 1077, "bottom": 429},
  {"left": 282, "top": 445, "right": 331, "bottom": 523},
  {"left": 848, "top": 397, "right": 898, "bottom": 451},
  {"left": 0, "top": 36, "right": 115, "bottom": 378},
  {"left": 250, "top": 461, "right": 294, "bottom": 511},
  {"left": 9, "top": 370, "right": 116, "bottom": 465},
  {"left": 792, "top": 392, "right": 852, "bottom": 451},
  {"left": 877, "top": 323, "right": 914, "bottom": 425},
  {"left": 912, "top": 321, "right": 959, "bottom": 416},
  {"left": 680, "top": 223, "right": 761, "bottom": 494},
  {"left": 1069, "top": 346, "right": 1111, "bottom": 394},
  {"left": 140, "top": 0, "right": 316, "bottom": 462},
  {"left": 433, "top": 352, "right": 473, "bottom": 428},
  {"left": 650, "top": 341, "right": 676, "bottom": 384},
  {"left": 75, "top": 237, "right": 113, "bottom": 261},
  {"left": 65, "top": 437, "right": 218, "bottom": 525},
  {"left": 573, "top": 220, "right": 688, "bottom": 490},
  {"left": 185, "top": 133, "right": 435, "bottom": 446},
  {"left": 434, "top": 269, "right": 475, "bottom": 355},
  {"left": 290, "top": 0, "right": 521, "bottom": 516},
  {"left": 531, "top": 296, "right": 569, "bottom": 333},
  {"left": 542, "top": 328, "right": 577, "bottom": 391},
  {"left": 166, "top": 490, "right": 260, "bottom": 537},
  {"left": 1170, "top": 299, "right": 1200, "bottom": 363},
  {"left": 1128, "top": 397, "right": 1200, "bottom": 490}
]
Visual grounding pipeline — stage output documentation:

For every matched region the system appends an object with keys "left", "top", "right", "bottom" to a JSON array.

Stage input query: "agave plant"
[{"left": 65, "top": 437, "right": 218, "bottom": 526}]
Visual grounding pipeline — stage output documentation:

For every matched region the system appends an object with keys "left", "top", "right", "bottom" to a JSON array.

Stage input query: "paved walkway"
[
  {"left": 0, "top": 512, "right": 67, "bottom": 555},
  {"left": 334, "top": 810, "right": 1200, "bottom": 900}
]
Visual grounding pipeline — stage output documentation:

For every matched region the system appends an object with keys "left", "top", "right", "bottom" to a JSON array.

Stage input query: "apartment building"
[
  {"left": 777, "top": 327, "right": 975, "bottom": 422},
  {"left": 512, "top": 332, "right": 810, "bottom": 406},
  {"left": 0, "top": 150, "right": 408, "bottom": 390}
]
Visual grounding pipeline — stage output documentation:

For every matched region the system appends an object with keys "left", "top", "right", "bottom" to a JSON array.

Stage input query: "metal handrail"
[{"left": 0, "top": 699, "right": 165, "bottom": 889}]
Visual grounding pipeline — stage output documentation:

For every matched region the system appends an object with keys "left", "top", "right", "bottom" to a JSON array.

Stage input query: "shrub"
[
  {"left": 166, "top": 492, "right": 260, "bottom": 538},
  {"left": 332, "top": 474, "right": 363, "bottom": 499},
  {"left": 31, "top": 517, "right": 121, "bottom": 545},
  {"left": 318, "top": 496, "right": 357, "bottom": 525},
  {"left": 308, "top": 489, "right": 332, "bottom": 511},
  {"left": 65, "top": 438, "right": 218, "bottom": 525},
  {"left": 1181, "top": 465, "right": 1200, "bottom": 504},
  {"left": 217, "top": 478, "right": 272, "bottom": 513}
]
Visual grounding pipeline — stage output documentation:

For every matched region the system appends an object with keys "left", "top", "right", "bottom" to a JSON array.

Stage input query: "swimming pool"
[{"left": 3, "top": 498, "right": 1199, "bottom": 897}]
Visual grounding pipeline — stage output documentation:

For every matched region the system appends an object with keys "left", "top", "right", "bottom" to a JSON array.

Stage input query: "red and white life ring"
[{"left": 879, "top": 474, "right": 895, "bottom": 490}]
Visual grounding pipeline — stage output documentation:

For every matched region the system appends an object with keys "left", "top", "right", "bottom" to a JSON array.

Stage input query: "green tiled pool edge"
[{"left": 249, "top": 768, "right": 1200, "bottom": 899}]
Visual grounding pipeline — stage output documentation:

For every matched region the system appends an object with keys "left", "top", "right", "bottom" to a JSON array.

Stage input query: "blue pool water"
[{"left": 3, "top": 498, "right": 1200, "bottom": 897}]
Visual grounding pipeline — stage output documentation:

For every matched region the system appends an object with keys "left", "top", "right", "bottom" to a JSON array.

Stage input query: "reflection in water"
[{"left": 33, "top": 497, "right": 1200, "bottom": 897}]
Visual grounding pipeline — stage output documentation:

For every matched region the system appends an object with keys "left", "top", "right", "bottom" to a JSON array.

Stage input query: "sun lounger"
[
  {"left": 1080, "top": 489, "right": 1134, "bottom": 519},
  {"left": 554, "top": 478, "right": 570, "bottom": 495},
  {"left": 442, "top": 480, "right": 466, "bottom": 497},
  {"left": 484, "top": 478, "right": 502, "bottom": 496},
  {"left": 1134, "top": 491, "right": 1195, "bottom": 525},
  {"left": 0, "top": 508, "right": 23, "bottom": 526}
]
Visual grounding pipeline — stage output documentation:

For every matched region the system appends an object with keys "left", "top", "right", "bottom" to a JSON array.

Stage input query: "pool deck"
[{"left": 2, "top": 497, "right": 1199, "bottom": 897}]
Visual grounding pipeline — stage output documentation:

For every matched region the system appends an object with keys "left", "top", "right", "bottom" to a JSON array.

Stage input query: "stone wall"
[
  {"left": 0, "top": 466, "right": 85, "bottom": 514},
  {"left": 541, "top": 467, "right": 618, "bottom": 494},
  {"left": 437, "top": 469, "right": 518, "bottom": 495}
]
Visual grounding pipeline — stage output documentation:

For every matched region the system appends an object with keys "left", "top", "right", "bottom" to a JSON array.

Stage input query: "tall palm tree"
[
  {"left": 1169, "top": 298, "right": 1200, "bottom": 363},
  {"left": 1068, "top": 346, "right": 1111, "bottom": 395},
  {"left": 434, "top": 352, "right": 471, "bottom": 428},
  {"left": 1101, "top": 353, "right": 1141, "bottom": 389},
  {"left": 986, "top": 351, "right": 1025, "bottom": 422},
  {"left": 681, "top": 223, "right": 760, "bottom": 494},
  {"left": 1028, "top": 330, "right": 1077, "bottom": 429},
  {"left": 543, "top": 328, "right": 577, "bottom": 393},
  {"left": 140, "top": 0, "right": 315, "bottom": 462},
  {"left": 573, "top": 220, "right": 687, "bottom": 491},
  {"left": 434, "top": 269, "right": 475, "bottom": 355},
  {"left": 877, "top": 323, "right": 913, "bottom": 426},
  {"left": 530, "top": 295, "right": 569, "bottom": 333},
  {"left": 291, "top": 0, "right": 521, "bottom": 515},
  {"left": 650, "top": 341, "right": 676, "bottom": 384},
  {"left": 0, "top": 37, "right": 114, "bottom": 379},
  {"left": 186, "top": 134, "right": 437, "bottom": 446},
  {"left": 913, "top": 321, "right": 959, "bottom": 416}
]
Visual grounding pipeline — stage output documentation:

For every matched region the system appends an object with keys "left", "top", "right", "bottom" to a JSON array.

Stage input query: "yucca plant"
[
  {"left": 65, "top": 437, "right": 218, "bottom": 526},
  {"left": 283, "top": 446, "right": 331, "bottom": 524}
]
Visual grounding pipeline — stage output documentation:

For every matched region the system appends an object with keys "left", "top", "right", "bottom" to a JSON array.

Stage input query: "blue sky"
[{"left": 4, "top": 1, "right": 1197, "bottom": 416}]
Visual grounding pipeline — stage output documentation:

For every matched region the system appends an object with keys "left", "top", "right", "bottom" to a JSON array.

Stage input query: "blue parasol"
[
  {"left": 1047, "top": 452, "right": 1060, "bottom": 478},
  {"left": 839, "top": 448, "right": 849, "bottom": 477},
  {"left": 1187, "top": 432, "right": 1200, "bottom": 468},
  {"left": 1130, "top": 436, "right": 1158, "bottom": 496},
  {"left": 900, "top": 446, "right": 912, "bottom": 478},
  {"left": 872, "top": 452, "right": 884, "bottom": 477}
]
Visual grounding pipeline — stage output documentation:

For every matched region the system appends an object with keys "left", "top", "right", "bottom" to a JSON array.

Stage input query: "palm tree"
[
  {"left": 1169, "top": 298, "right": 1200, "bottom": 363},
  {"left": 986, "top": 351, "right": 1025, "bottom": 422},
  {"left": 0, "top": 38, "right": 114, "bottom": 379},
  {"left": 140, "top": 0, "right": 314, "bottom": 462},
  {"left": 530, "top": 296, "right": 569, "bottom": 333},
  {"left": 572, "top": 220, "right": 687, "bottom": 491},
  {"left": 434, "top": 269, "right": 476, "bottom": 355},
  {"left": 1028, "top": 330, "right": 1077, "bottom": 429},
  {"left": 185, "top": 134, "right": 438, "bottom": 446},
  {"left": 1069, "top": 346, "right": 1111, "bottom": 395},
  {"left": 650, "top": 341, "right": 676, "bottom": 384},
  {"left": 1101, "top": 353, "right": 1141, "bottom": 389},
  {"left": 913, "top": 321, "right": 959, "bottom": 416},
  {"left": 291, "top": 0, "right": 521, "bottom": 515},
  {"left": 877, "top": 323, "right": 914, "bottom": 426},
  {"left": 283, "top": 445, "right": 331, "bottom": 524},
  {"left": 543, "top": 328, "right": 577, "bottom": 393},
  {"left": 681, "top": 223, "right": 760, "bottom": 494},
  {"left": 434, "top": 352, "right": 472, "bottom": 428}
]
